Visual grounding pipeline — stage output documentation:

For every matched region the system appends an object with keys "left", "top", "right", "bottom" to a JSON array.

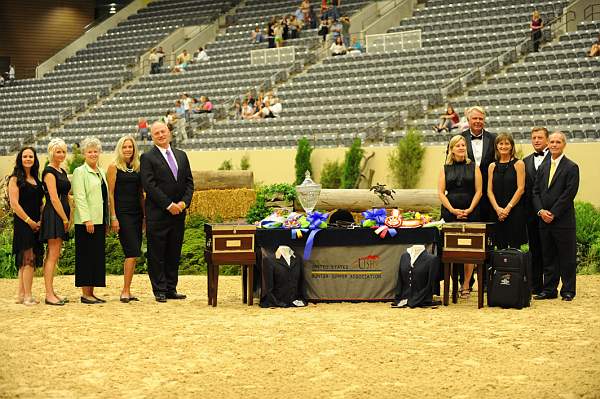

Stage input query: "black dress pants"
[
  {"left": 540, "top": 227, "right": 577, "bottom": 298},
  {"left": 146, "top": 217, "right": 185, "bottom": 295}
]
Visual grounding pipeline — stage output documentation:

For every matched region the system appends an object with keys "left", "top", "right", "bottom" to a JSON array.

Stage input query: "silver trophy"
[{"left": 296, "top": 171, "right": 321, "bottom": 214}]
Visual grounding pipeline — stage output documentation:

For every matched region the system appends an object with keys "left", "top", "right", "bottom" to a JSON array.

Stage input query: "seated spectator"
[
  {"left": 172, "top": 49, "right": 191, "bottom": 73},
  {"left": 330, "top": 36, "right": 347, "bottom": 56},
  {"left": 8, "top": 64, "right": 15, "bottom": 83},
  {"left": 433, "top": 104, "right": 459, "bottom": 133},
  {"left": 250, "top": 98, "right": 282, "bottom": 119},
  {"left": 456, "top": 107, "right": 471, "bottom": 132},
  {"left": 232, "top": 99, "right": 242, "bottom": 120},
  {"left": 194, "top": 47, "right": 209, "bottom": 62},
  {"left": 194, "top": 96, "right": 213, "bottom": 114},
  {"left": 156, "top": 47, "right": 165, "bottom": 68},
  {"left": 174, "top": 100, "right": 186, "bottom": 119},
  {"left": 149, "top": 48, "right": 160, "bottom": 74},
  {"left": 587, "top": 33, "right": 600, "bottom": 57},
  {"left": 348, "top": 37, "right": 363, "bottom": 54},
  {"left": 0, "top": 74, "right": 4, "bottom": 87},
  {"left": 245, "top": 91, "right": 256, "bottom": 108},
  {"left": 241, "top": 100, "right": 255, "bottom": 120},
  {"left": 251, "top": 26, "right": 264, "bottom": 43},
  {"left": 137, "top": 118, "right": 149, "bottom": 142}
]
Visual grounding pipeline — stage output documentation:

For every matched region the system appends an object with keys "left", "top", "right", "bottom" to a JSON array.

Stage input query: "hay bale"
[{"left": 188, "top": 189, "right": 256, "bottom": 220}]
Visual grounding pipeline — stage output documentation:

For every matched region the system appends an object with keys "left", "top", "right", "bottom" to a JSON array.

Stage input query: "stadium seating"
[{"left": 414, "top": 19, "right": 600, "bottom": 144}]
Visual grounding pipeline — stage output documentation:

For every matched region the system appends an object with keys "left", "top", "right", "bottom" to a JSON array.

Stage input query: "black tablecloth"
[{"left": 256, "top": 227, "right": 440, "bottom": 249}]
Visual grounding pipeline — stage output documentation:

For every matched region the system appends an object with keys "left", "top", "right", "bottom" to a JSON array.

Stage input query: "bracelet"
[
  {"left": 63, "top": 219, "right": 68, "bottom": 223},
  {"left": 25, "top": 216, "right": 31, "bottom": 223}
]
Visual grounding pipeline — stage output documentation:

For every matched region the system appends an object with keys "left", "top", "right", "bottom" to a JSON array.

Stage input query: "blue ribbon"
[
  {"left": 298, "top": 211, "right": 329, "bottom": 260},
  {"left": 362, "top": 208, "right": 387, "bottom": 226}
]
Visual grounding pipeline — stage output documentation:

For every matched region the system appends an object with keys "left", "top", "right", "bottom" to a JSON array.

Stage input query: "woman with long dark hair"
[{"left": 8, "top": 147, "right": 44, "bottom": 305}]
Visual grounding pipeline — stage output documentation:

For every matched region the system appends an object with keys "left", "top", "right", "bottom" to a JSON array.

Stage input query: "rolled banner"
[{"left": 302, "top": 211, "right": 329, "bottom": 260}]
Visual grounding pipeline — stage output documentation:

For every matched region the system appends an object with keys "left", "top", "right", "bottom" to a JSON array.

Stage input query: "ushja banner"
[{"left": 301, "top": 244, "right": 409, "bottom": 301}]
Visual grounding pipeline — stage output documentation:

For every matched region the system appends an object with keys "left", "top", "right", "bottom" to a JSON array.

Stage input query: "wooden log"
[
  {"left": 192, "top": 170, "right": 254, "bottom": 191},
  {"left": 305, "top": 189, "right": 440, "bottom": 212}
]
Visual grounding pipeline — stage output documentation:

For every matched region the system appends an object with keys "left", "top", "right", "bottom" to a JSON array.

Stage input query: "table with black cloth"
[{"left": 255, "top": 227, "right": 440, "bottom": 302}]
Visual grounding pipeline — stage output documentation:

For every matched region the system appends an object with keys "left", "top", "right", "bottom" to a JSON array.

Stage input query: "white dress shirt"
[
  {"left": 533, "top": 148, "right": 549, "bottom": 170},
  {"left": 470, "top": 133, "right": 483, "bottom": 166},
  {"left": 155, "top": 145, "right": 179, "bottom": 170}
]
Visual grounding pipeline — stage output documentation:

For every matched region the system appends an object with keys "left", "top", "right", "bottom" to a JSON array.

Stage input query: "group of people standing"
[
  {"left": 438, "top": 106, "right": 579, "bottom": 301},
  {"left": 8, "top": 122, "right": 194, "bottom": 306}
]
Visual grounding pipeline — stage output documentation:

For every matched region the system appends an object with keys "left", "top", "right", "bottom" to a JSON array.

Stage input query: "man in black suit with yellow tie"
[
  {"left": 532, "top": 131, "right": 579, "bottom": 301},
  {"left": 522, "top": 127, "right": 549, "bottom": 294},
  {"left": 141, "top": 121, "right": 194, "bottom": 302},
  {"left": 460, "top": 106, "right": 497, "bottom": 222}
]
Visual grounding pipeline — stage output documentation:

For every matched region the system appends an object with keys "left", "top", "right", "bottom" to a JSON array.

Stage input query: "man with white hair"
[
  {"left": 532, "top": 131, "right": 579, "bottom": 301},
  {"left": 140, "top": 122, "right": 194, "bottom": 302},
  {"left": 460, "top": 106, "right": 497, "bottom": 222}
]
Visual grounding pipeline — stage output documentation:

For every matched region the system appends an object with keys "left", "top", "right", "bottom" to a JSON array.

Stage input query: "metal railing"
[{"left": 583, "top": 3, "right": 600, "bottom": 20}]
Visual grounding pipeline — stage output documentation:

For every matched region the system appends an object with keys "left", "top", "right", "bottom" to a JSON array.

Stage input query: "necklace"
[{"left": 125, "top": 164, "right": 134, "bottom": 173}]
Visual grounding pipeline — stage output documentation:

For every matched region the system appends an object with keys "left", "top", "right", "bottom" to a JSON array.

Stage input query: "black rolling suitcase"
[{"left": 487, "top": 249, "right": 531, "bottom": 309}]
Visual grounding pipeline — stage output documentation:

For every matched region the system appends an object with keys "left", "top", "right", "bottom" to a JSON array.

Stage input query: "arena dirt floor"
[{"left": 1, "top": 274, "right": 599, "bottom": 399}]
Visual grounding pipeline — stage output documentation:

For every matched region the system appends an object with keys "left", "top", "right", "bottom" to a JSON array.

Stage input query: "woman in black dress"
[
  {"left": 40, "top": 138, "right": 71, "bottom": 306},
  {"left": 72, "top": 137, "right": 110, "bottom": 304},
  {"left": 107, "top": 135, "right": 144, "bottom": 303},
  {"left": 8, "top": 147, "right": 44, "bottom": 305},
  {"left": 438, "top": 135, "right": 482, "bottom": 298},
  {"left": 487, "top": 133, "right": 527, "bottom": 249}
]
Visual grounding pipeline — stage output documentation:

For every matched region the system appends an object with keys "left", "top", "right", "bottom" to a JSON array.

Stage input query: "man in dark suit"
[
  {"left": 141, "top": 121, "right": 194, "bottom": 302},
  {"left": 460, "top": 106, "right": 497, "bottom": 222},
  {"left": 522, "top": 127, "right": 549, "bottom": 294},
  {"left": 532, "top": 131, "right": 579, "bottom": 301}
]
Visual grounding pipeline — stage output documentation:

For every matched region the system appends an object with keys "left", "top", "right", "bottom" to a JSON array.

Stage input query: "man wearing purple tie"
[{"left": 140, "top": 122, "right": 194, "bottom": 302}]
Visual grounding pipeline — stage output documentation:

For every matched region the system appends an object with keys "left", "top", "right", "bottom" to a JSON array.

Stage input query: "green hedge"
[
  {"left": 0, "top": 213, "right": 241, "bottom": 278},
  {"left": 1, "top": 202, "right": 599, "bottom": 278}
]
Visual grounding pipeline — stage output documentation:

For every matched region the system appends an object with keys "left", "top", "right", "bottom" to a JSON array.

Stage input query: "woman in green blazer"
[{"left": 72, "top": 137, "right": 110, "bottom": 304}]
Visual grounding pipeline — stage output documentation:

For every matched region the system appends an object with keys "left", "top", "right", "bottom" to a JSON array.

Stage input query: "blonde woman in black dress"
[
  {"left": 8, "top": 147, "right": 43, "bottom": 305},
  {"left": 40, "top": 138, "right": 71, "bottom": 306},
  {"left": 107, "top": 135, "right": 144, "bottom": 303},
  {"left": 438, "top": 135, "right": 482, "bottom": 298}
]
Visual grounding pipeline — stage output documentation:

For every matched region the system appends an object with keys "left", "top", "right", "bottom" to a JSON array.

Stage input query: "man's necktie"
[
  {"left": 166, "top": 149, "right": 178, "bottom": 180},
  {"left": 534, "top": 151, "right": 545, "bottom": 157},
  {"left": 547, "top": 159, "right": 556, "bottom": 188}
]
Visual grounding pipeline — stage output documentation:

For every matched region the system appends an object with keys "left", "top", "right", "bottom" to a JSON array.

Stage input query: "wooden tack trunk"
[
  {"left": 441, "top": 222, "right": 491, "bottom": 263},
  {"left": 204, "top": 224, "right": 257, "bottom": 264}
]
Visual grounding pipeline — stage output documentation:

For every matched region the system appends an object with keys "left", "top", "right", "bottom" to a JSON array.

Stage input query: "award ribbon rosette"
[
  {"left": 258, "top": 211, "right": 328, "bottom": 260},
  {"left": 361, "top": 208, "right": 400, "bottom": 238}
]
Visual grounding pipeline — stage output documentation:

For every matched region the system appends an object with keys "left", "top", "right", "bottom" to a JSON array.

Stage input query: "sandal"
[{"left": 459, "top": 288, "right": 470, "bottom": 299}]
